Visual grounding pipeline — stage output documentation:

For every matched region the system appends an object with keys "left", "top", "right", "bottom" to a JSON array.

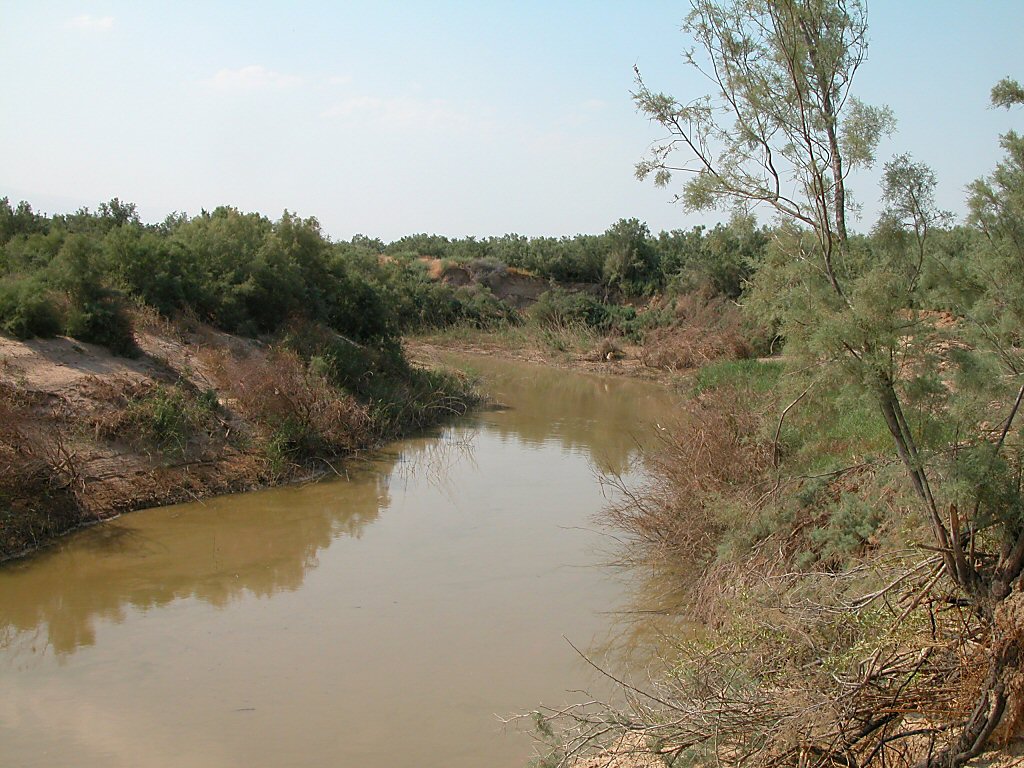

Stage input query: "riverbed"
[{"left": 0, "top": 355, "right": 678, "bottom": 767}]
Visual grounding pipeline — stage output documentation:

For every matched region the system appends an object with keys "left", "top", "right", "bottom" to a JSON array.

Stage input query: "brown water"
[{"left": 0, "top": 355, "right": 678, "bottom": 768}]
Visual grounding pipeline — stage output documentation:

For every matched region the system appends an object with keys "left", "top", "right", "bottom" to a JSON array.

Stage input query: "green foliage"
[
  {"left": 452, "top": 284, "right": 517, "bottom": 328},
  {"left": 530, "top": 287, "right": 610, "bottom": 329},
  {"left": 116, "top": 383, "right": 218, "bottom": 454},
  {"left": 947, "top": 442, "right": 1024, "bottom": 529},
  {"left": 279, "top": 320, "right": 477, "bottom": 439},
  {"left": 374, "top": 217, "right": 768, "bottom": 300},
  {"left": 967, "top": 130, "right": 1024, "bottom": 351},
  {"left": 0, "top": 276, "right": 61, "bottom": 338},
  {"left": 660, "top": 216, "right": 767, "bottom": 299},
  {"left": 0, "top": 194, "right": 780, "bottom": 352},
  {"left": 990, "top": 77, "right": 1024, "bottom": 109},
  {"left": 528, "top": 286, "right": 656, "bottom": 341},
  {"left": 602, "top": 218, "right": 659, "bottom": 296},
  {"left": 103, "top": 224, "right": 201, "bottom": 314},
  {"left": 50, "top": 233, "right": 139, "bottom": 356},
  {"left": 693, "top": 359, "right": 784, "bottom": 395},
  {"left": 0, "top": 198, "right": 47, "bottom": 246},
  {"left": 635, "top": 0, "right": 890, "bottom": 244},
  {"left": 363, "top": 365, "right": 477, "bottom": 437},
  {"left": 63, "top": 296, "right": 138, "bottom": 356},
  {"left": 809, "top": 493, "right": 884, "bottom": 558},
  {"left": 383, "top": 232, "right": 452, "bottom": 258}
]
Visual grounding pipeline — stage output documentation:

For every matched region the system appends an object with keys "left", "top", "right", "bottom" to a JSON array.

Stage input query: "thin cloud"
[
  {"left": 68, "top": 14, "right": 114, "bottom": 31},
  {"left": 322, "top": 95, "right": 469, "bottom": 129},
  {"left": 205, "top": 65, "right": 303, "bottom": 91}
]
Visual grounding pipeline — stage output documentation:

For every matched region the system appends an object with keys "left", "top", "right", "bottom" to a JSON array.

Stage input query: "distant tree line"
[
  {"left": 381, "top": 214, "right": 768, "bottom": 299},
  {"left": 0, "top": 194, "right": 987, "bottom": 360},
  {"left": 0, "top": 201, "right": 513, "bottom": 352}
]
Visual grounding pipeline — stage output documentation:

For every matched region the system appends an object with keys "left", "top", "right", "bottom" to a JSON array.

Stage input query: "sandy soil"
[
  {"left": 0, "top": 322, "right": 279, "bottom": 560},
  {"left": 405, "top": 335, "right": 676, "bottom": 385}
]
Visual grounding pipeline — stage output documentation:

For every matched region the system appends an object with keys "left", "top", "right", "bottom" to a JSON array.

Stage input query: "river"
[{"left": 0, "top": 354, "right": 678, "bottom": 768}]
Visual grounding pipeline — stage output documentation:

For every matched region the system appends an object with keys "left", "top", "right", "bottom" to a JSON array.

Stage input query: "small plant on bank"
[
  {"left": 91, "top": 381, "right": 220, "bottom": 456},
  {"left": 206, "top": 346, "right": 372, "bottom": 474}
]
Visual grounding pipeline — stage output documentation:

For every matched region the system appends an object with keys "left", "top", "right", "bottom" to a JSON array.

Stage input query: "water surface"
[{"left": 0, "top": 355, "right": 677, "bottom": 767}]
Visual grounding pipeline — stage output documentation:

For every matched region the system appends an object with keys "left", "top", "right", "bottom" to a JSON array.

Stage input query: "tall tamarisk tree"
[
  {"left": 634, "top": 1, "right": 1023, "bottom": 765},
  {"left": 635, "top": 0, "right": 893, "bottom": 296}
]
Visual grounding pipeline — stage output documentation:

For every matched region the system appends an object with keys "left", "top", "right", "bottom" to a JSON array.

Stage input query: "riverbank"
[
  {"left": 0, "top": 313, "right": 478, "bottom": 561},
  {"left": 2, "top": 312, "right": 685, "bottom": 563},
  {"left": 0, "top": 346, "right": 680, "bottom": 768},
  {"left": 516, "top": 325, "right": 1024, "bottom": 765},
  {"left": 406, "top": 327, "right": 679, "bottom": 386}
]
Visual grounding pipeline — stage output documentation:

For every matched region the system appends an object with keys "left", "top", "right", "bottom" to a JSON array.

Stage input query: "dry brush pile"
[
  {"left": 0, "top": 381, "right": 82, "bottom": 555},
  {"left": 639, "top": 291, "right": 762, "bottom": 372}
]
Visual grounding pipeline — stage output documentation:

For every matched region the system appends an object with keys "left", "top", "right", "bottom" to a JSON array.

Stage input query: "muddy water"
[{"left": 0, "top": 355, "right": 677, "bottom": 768}]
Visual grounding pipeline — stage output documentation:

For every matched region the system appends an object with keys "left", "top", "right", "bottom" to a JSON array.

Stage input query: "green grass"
[
  {"left": 693, "top": 358, "right": 785, "bottom": 395},
  {"left": 121, "top": 383, "right": 219, "bottom": 454},
  {"left": 782, "top": 387, "right": 892, "bottom": 473}
]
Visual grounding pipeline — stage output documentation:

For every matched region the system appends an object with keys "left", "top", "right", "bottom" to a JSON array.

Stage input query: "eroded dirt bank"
[
  {"left": 0, "top": 315, "right": 468, "bottom": 561},
  {"left": 0, "top": 324, "right": 270, "bottom": 559}
]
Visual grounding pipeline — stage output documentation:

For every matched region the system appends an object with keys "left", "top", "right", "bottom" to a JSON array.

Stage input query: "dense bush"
[
  {"left": 0, "top": 276, "right": 61, "bottom": 338},
  {"left": 530, "top": 287, "right": 620, "bottom": 330},
  {"left": 0, "top": 196, "right": 780, "bottom": 356},
  {"left": 204, "top": 345, "right": 372, "bottom": 473}
]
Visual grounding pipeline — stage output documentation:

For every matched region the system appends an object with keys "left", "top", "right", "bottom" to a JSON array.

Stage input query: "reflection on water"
[
  {"left": 457, "top": 354, "right": 665, "bottom": 476},
  {"left": 1, "top": 469, "right": 393, "bottom": 657},
  {"left": 0, "top": 354, "right": 679, "bottom": 768}
]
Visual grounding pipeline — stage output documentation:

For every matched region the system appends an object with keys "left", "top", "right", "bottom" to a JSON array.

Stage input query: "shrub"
[
  {"left": 64, "top": 294, "right": 139, "bottom": 356},
  {"left": 641, "top": 291, "right": 763, "bottom": 370},
  {"left": 0, "top": 276, "right": 61, "bottom": 338},
  {"left": 530, "top": 287, "right": 609, "bottom": 329},
  {"left": 809, "top": 492, "right": 884, "bottom": 559},
  {"left": 207, "top": 346, "right": 372, "bottom": 470},
  {"left": 604, "top": 383, "right": 774, "bottom": 570},
  {"left": 279, "top": 319, "right": 406, "bottom": 392},
  {"left": 89, "top": 380, "right": 219, "bottom": 455},
  {"left": 0, "top": 383, "right": 82, "bottom": 557},
  {"left": 452, "top": 284, "right": 517, "bottom": 328}
]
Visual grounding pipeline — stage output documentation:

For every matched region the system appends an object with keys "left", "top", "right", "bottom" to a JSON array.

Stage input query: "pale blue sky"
[{"left": 1, "top": 1, "right": 1021, "bottom": 240}]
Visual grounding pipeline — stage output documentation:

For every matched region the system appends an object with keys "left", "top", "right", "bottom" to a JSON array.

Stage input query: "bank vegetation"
[
  {"left": 1, "top": 5, "right": 1022, "bottom": 765},
  {"left": 528, "top": 1, "right": 1024, "bottom": 766}
]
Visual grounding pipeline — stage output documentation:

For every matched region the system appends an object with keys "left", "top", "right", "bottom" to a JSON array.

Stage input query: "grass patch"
[
  {"left": 91, "top": 380, "right": 220, "bottom": 456},
  {"left": 781, "top": 386, "right": 892, "bottom": 473},
  {"left": 693, "top": 358, "right": 784, "bottom": 395}
]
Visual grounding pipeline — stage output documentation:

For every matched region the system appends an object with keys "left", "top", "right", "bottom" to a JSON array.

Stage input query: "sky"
[{"left": 1, "top": 1, "right": 1021, "bottom": 242}]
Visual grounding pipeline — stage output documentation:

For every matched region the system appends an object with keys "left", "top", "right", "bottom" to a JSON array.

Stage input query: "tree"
[
  {"left": 875, "top": 153, "right": 953, "bottom": 296},
  {"left": 601, "top": 217, "right": 658, "bottom": 296},
  {"left": 990, "top": 77, "right": 1024, "bottom": 110},
  {"left": 631, "top": 2, "right": 1022, "bottom": 764},
  {"left": 97, "top": 198, "right": 140, "bottom": 228},
  {"left": 635, "top": 0, "right": 893, "bottom": 296},
  {"left": 0, "top": 198, "right": 47, "bottom": 245},
  {"left": 967, "top": 84, "right": 1024, "bottom": 351}
]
